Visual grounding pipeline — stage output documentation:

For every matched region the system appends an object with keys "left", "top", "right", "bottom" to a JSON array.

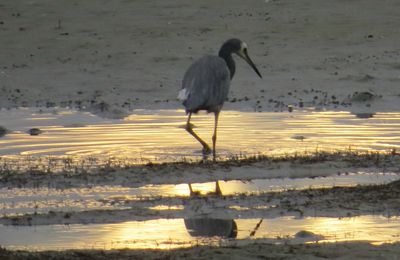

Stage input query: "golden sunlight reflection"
[
  {"left": 1, "top": 109, "right": 400, "bottom": 166},
  {"left": 1, "top": 216, "right": 399, "bottom": 250},
  {"left": 1, "top": 173, "right": 398, "bottom": 217},
  {"left": 241, "top": 216, "right": 400, "bottom": 244},
  {"left": 187, "top": 182, "right": 219, "bottom": 195},
  {"left": 105, "top": 219, "right": 194, "bottom": 249}
]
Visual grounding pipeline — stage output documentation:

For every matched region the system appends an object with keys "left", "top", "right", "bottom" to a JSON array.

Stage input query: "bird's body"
[
  {"left": 180, "top": 55, "right": 230, "bottom": 113},
  {"left": 179, "top": 38, "right": 261, "bottom": 160}
]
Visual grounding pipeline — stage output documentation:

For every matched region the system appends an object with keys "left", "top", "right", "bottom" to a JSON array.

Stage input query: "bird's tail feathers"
[{"left": 177, "top": 88, "right": 189, "bottom": 101}]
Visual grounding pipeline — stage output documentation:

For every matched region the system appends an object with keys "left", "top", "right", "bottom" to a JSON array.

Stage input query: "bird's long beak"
[{"left": 238, "top": 49, "right": 262, "bottom": 78}]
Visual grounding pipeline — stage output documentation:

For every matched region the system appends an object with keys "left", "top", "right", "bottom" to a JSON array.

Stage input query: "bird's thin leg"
[
  {"left": 212, "top": 111, "right": 220, "bottom": 161},
  {"left": 188, "top": 183, "right": 194, "bottom": 196},
  {"left": 215, "top": 181, "right": 222, "bottom": 196},
  {"left": 185, "top": 113, "right": 211, "bottom": 155}
]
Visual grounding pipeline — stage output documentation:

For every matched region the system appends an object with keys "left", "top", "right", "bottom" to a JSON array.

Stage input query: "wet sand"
[
  {"left": 1, "top": 0, "right": 400, "bottom": 114},
  {"left": 1, "top": 242, "right": 400, "bottom": 260}
]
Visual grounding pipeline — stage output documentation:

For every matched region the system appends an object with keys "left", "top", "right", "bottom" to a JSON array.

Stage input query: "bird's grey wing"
[{"left": 181, "top": 56, "right": 230, "bottom": 113}]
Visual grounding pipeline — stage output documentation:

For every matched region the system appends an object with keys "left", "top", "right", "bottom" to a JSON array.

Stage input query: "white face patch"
[
  {"left": 241, "top": 42, "right": 248, "bottom": 51},
  {"left": 237, "top": 42, "right": 248, "bottom": 59}
]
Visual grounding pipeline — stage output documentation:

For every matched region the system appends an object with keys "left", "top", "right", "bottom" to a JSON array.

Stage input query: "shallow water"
[
  {"left": 1, "top": 215, "right": 399, "bottom": 250},
  {"left": 1, "top": 108, "right": 400, "bottom": 170},
  {"left": 1, "top": 172, "right": 398, "bottom": 216},
  {"left": 1, "top": 108, "right": 400, "bottom": 250}
]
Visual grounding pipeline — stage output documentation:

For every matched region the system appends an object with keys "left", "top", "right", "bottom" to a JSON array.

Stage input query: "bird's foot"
[{"left": 202, "top": 146, "right": 212, "bottom": 155}]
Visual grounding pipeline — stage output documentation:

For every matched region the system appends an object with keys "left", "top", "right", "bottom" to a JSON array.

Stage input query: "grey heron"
[{"left": 178, "top": 38, "right": 262, "bottom": 160}]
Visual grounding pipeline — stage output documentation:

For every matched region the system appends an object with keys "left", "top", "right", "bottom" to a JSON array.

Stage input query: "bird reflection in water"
[
  {"left": 188, "top": 181, "right": 223, "bottom": 196},
  {"left": 184, "top": 182, "right": 264, "bottom": 239},
  {"left": 185, "top": 180, "right": 237, "bottom": 238},
  {"left": 184, "top": 218, "right": 238, "bottom": 239}
]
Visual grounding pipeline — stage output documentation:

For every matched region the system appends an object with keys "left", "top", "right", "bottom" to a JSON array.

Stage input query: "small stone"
[
  {"left": 292, "top": 135, "right": 306, "bottom": 141},
  {"left": 28, "top": 128, "right": 43, "bottom": 136}
]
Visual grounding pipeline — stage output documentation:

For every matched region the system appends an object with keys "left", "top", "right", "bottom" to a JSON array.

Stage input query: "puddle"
[
  {"left": 1, "top": 216, "right": 399, "bottom": 250},
  {"left": 1, "top": 108, "right": 400, "bottom": 170},
  {"left": 1, "top": 172, "right": 398, "bottom": 216}
]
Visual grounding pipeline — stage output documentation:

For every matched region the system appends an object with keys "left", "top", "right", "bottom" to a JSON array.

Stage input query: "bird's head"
[{"left": 221, "top": 38, "right": 262, "bottom": 78}]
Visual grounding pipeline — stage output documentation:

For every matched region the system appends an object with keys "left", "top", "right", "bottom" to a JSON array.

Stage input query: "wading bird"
[{"left": 178, "top": 38, "right": 262, "bottom": 160}]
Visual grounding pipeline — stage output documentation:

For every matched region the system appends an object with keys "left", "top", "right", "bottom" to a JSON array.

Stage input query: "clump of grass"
[
  {"left": 231, "top": 149, "right": 399, "bottom": 166},
  {"left": 0, "top": 148, "right": 399, "bottom": 178},
  {"left": 0, "top": 126, "right": 8, "bottom": 137},
  {"left": 105, "top": 148, "right": 400, "bottom": 175}
]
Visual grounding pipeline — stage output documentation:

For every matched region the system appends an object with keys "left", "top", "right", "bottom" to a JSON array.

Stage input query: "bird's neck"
[{"left": 218, "top": 50, "right": 235, "bottom": 79}]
